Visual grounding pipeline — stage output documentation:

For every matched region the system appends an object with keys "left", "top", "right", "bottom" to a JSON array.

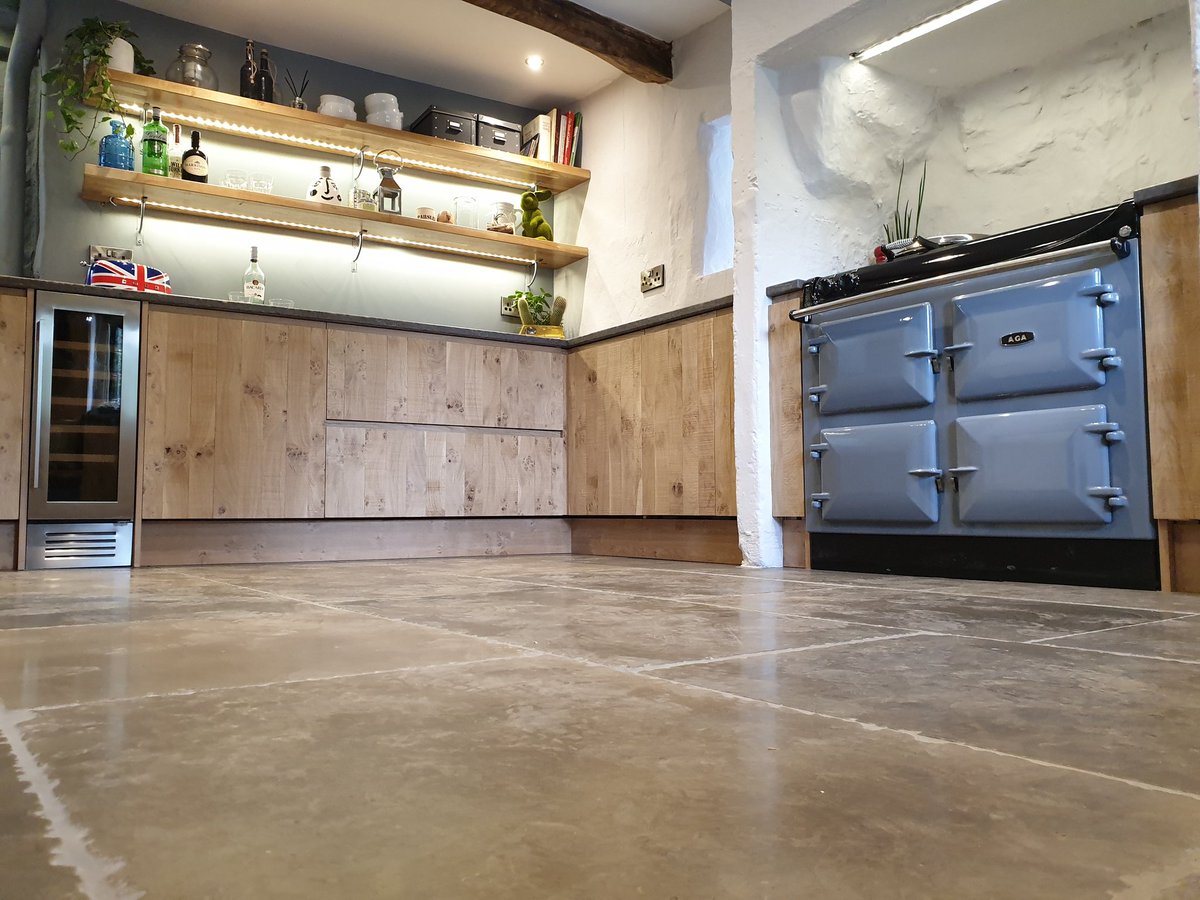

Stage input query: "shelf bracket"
[
  {"left": 135, "top": 194, "right": 147, "bottom": 246},
  {"left": 351, "top": 228, "right": 366, "bottom": 273},
  {"left": 525, "top": 258, "right": 538, "bottom": 289}
]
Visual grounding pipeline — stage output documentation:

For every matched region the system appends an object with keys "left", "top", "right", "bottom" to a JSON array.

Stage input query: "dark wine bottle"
[
  {"left": 254, "top": 48, "right": 274, "bottom": 103},
  {"left": 239, "top": 40, "right": 257, "bottom": 98},
  {"left": 181, "top": 130, "right": 209, "bottom": 183}
]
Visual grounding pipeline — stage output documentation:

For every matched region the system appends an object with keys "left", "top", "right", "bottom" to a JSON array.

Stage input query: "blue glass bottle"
[{"left": 98, "top": 120, "right": 134, "bottom": 171}]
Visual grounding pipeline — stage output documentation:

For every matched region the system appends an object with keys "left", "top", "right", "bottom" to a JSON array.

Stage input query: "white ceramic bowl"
[
  {"left": 364, "top": 93, "right": 399, "bottom": 112},
  {"left": 366, "top": 111, "right": 404, "bottom": 130},
  {"left": 320, "top": 108, "right": 357, "bottom": 121},
  {"left": 318, "top": 95, "right": 355, "bottom": 119},
  {"left": 319, "top": 94, "right": 353, "bottom": 108}
]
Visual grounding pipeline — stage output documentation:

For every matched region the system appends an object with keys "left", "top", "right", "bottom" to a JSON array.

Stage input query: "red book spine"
[{"left": 563, "top": 111, "right": 576, "bottom": 166}]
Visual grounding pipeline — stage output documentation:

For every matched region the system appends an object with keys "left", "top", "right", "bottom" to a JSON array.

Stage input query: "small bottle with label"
[
  {"left": 181, "top": 130, "right": 209, "bottom": 183},
  {"left": 243, "top": 246, "right": 266, "bottom": 304},
  {"left": 167, "top": 124, "right": 184, "bottom": 178},
  {"left": 140, "top": 107, "right": 169, "bottom": 176},
  {"left": 98, "top": 120, "right": 134, "bottom": 171}
]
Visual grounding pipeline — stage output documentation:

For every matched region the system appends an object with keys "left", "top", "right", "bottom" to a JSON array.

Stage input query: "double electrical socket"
[
  {"left": 640, "top": 264, "right": 665, "bottom": 293},
  {"left": 87, "top": 245, "right": 133, "bottom": 263},
  {"left": 500, "top": 295, "right": 520, "bottom": 319}
]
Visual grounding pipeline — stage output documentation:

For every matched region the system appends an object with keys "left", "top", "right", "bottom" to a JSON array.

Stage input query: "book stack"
[{"left": 521, "top": 109, "right": 582, "bottom": 167}]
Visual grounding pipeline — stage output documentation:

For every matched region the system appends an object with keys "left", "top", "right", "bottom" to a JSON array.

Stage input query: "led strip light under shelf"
[
  {"left": 110, "top": 195, "right": 536, "bottom": 266},
  {"left": 116, "top": 102, "right": 541, "bottom": 190}
]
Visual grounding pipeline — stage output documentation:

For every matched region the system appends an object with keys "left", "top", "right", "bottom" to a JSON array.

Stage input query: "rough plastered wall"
[
  {"left": 555, "top": 12, "right": 733, "bottom": 337},
  {"left": 772, "top": 7, "right": 1196, "bottom": 273}
]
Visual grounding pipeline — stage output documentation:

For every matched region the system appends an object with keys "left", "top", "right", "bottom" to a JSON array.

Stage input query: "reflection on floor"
[{"left": 1, "top": 555, "right": 1199, "bottom": 898}]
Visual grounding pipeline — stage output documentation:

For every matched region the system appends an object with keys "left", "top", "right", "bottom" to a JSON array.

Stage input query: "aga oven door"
[{"left": 27, "top": 293, "right": 141, "bottom": 521}]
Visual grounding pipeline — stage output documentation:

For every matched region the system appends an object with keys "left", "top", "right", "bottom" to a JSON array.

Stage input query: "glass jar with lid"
[{"left": 165, "top": 44, "right": 219, "bottom": 91}]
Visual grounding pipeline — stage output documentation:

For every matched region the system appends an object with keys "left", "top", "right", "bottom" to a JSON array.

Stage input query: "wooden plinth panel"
[
  {"left": 0, "top": 293, "right": 29, "bottom": 520},
  {"left": 569, "top": 517, "right": 742, "bottom": 565},
  {"left": 327, "top": 326, "right": 565, "bottom": 431},
  {"left": 141, "top": 307, "right": 327, "bottom": 519},
  {"left": 567, "top": 309, "right": 734, "bottom": 516},
  {"left": 325, "top": 424, "right": 565, "bottom": 518},
  {"left": 1143, "top": 197, "right": 1200, "bottom": 521},
  {"left": 139, "top": 517, "right": 570, "bottom": 566},
  {"left": 769, "top": 298, "right": 806, "bottom": 518},
  {"left": 1158, "top": 520, "right": 1200, "bottom": 593}
]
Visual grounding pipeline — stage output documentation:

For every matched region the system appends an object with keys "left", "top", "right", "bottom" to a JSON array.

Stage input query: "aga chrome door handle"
[
  {"left": 945, "top": 466, "right": 979, "bottom": 475},
  {"left": 943, "top": 342, "right": 974, "bottom": 354}
]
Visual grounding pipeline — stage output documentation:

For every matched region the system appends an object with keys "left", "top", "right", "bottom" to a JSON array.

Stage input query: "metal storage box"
[{"left": 410, "top": 106, "right": 477, "bottom": 145}]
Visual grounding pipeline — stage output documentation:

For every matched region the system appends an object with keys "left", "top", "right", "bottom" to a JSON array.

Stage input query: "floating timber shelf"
[
  {"left": 104, "top": 71, "right": 590, "bottom": 193},
  {"left": 81, "top": 165, "right": 589, "bottom": 270}
]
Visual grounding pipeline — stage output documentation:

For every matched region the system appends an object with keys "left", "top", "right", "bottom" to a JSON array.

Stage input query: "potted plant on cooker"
[
  {"left": 505, "top": 287, "right": 567, "bottom": 338},
  {"left": 43, "top": 18, "right": 156, "bottom": 156}
]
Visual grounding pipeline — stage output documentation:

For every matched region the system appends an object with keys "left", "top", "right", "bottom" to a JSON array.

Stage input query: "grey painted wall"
[{"left": 33, "top": 0, "right": 555, "bottom": 330}]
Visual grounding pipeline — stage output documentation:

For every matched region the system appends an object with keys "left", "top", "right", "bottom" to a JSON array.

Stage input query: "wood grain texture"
[
  {"left": 142, "top": 307, "right": 327, "bottom": 519},
  {"left": 139, "top": 517, "right": 570, "bottom": 566},
  {"left": 568, "top": 518, "right": 741, "bottom": 565},
  {"left": 566, "top": 310, "right": 734, "bottom": 516},
  {"left": 0, "top": 522, "right": 15, "bottom": 571},
  {"left": 459, "top": 0, "right": 673, "bottom": 84},
  {"left": 769, "top": 299, "right": 806, "bottom": 518},
  {"left": 325, "top": 424, "right": 565, "bottom": 518},
  {"left": 0, "top": 292, "right": 29, "bottom": 521},
  {"left": 1143, "top": 198, "right": 1200, "bottom": 520},
  {"left": 1158, "top": 520, "right": 1200, "bottom": 594},
  {"left": 327, "top": 326, "right": 565, "bottom": 431}
]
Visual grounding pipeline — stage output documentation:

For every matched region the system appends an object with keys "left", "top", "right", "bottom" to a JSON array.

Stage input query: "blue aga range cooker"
[{"left": 778, "top": 201, "right": 1158, "bottom": 588}]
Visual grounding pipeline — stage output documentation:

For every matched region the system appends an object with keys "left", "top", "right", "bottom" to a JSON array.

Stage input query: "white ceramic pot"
[
  {"left": 364, "top": 93, "right": 399, "bottom": 113},
  {"left": 366, "top": 111, "right": 403, "bottom": 130},
  {"left": 107, "top": 37, "right": 135, "bottom": 73}
]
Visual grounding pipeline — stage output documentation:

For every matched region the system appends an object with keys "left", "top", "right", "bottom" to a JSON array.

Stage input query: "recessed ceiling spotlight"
[
  {"left": 525, "top": 55, "right": 545, "bottom": 71},
  {"left": 851, "top": 0, "right": 1008, "bottom": 61}
]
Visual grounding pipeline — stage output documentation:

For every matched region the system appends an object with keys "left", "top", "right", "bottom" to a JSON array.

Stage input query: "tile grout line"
[
  {"left": 0, "top": 705, "right": 139, "bottom": 900},
  {"left": 634, "top": 631, "right": 933, "bottom": 672},
  {"left": 133, "top": 569, "right": 1200, "bottom": 803},
  {"left": 1025, "top": 643, "right": 1200, "bottom": 666},
  {"left": 1025, "top": 612, "right": 1200, "bottom": 644},
  {"left": 22, "top": 654, "right": 531, "bottom": 713}
]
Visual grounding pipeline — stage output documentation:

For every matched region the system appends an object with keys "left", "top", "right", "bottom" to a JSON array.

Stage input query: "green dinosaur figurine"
[{"left": 520, "top": 189, "right": 554, "bottom": 241}]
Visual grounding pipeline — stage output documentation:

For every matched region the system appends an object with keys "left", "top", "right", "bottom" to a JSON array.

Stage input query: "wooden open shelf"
[
  {"left": 105, "top": 71, "right": 590, "bottom": 194},
  {"left": 81, "top": 165, "right": 589, "bottom": 270}
]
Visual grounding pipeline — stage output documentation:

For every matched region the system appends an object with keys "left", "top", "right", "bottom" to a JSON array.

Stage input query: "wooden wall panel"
[
  {"left": 327, "top": 326, "right": 565, "bottom": 431},
  {"left": 566, "top": 309, "right": 734, "bottom": 516},
  {"left": 139, "top": 517, "right": 571, "bottom": 566},
  {"left": 1143, "top": 197, "right": 1200, "bottom": 521},
  {"left": 142, "top": 308, "right": 326, "bottom": 519},
  {"left": 0, "top": 292, "right": 29, "bottom": 520},
  {"left": 769, "top": 297, "right": 806, "bottom": 518},
  {"left": 325, "top": 424, "right": 564, "bottom": 518}
]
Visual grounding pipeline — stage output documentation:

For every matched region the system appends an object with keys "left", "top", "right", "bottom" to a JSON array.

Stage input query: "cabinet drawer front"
[
  {"left": 809, "top": 302, "right": 936, "bottom": 415},
  {"left": 952, "top": 405, "right": 1117, "bottom": 525},
  {"left": 950, "top": 268, "right": 1110, "bottom": 401},
  {"left": 811, "top": 420, "right": 940, "bottom": 524}
]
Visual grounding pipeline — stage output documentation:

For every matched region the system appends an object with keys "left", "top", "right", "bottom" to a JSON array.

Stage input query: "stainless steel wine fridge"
[{"left": 26, "top": 292, "right": 140, "bottom": 569}]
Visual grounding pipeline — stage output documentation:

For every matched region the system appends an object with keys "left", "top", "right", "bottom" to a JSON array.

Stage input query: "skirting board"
[
  {"left": 139, "top": 517, "right": 571, "bottom": 566},
  {"left": 0, "top": 521, "right": 15, "bottom": 570},
  {"left": 568, "top": 517, "right": 742, "bottom": 565},
  {"left": 781, "top": 518, "right": 809, "bottom": 569},
  {"left": 1158, "top": 520, "right": 1200, "bottom": 593}
]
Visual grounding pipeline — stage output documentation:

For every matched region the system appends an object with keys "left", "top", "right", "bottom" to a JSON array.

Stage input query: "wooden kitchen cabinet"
[
  {"left": 325, "top": 424, "right": 564, "bottom": 518},
  {"left": 327, "top": 326, "right": 565, "bottom": 432},
  {"left": 1142, "top": 196, "right": 1200, "bottom": 521},
  {"left": 0, "top": 291, "right": 29, "bottom": 521},
  {"left": 141, "top": 307, "right": 327, "bottom": 519},
  {"left": 769, "top": 297, "right": 806, "bottom": 517},
  {"left": 567, "top": 308, "right": 734, "bottom": 516}
]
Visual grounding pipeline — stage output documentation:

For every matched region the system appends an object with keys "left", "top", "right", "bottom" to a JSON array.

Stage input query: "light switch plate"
[{"left": 640, "top": 264, "right": 665, "bottom": 293}]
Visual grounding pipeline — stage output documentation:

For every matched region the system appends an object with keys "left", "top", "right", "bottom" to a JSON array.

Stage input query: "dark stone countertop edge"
[
  {"left": 1133, "top": 175, "right": 1198, "bottom": 207},
  {"left": 567, "top": 296, "right": 733, "bottom": 348},
  {"left": 764, "top": 176, "right": 1200, "bottom": 300},
  {"left": 0, "top": 276, "right": 568, "bottom": 348}
]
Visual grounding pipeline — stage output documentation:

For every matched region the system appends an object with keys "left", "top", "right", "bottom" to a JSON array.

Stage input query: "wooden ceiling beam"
[{"left": 460, "top": 0, "right": 673, "bottom": 84}]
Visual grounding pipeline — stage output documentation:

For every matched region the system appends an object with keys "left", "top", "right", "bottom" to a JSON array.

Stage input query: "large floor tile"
[
  {"left": 14, "top": 656, "right": 1200, "bottom": 900},
  {"left": 345, "top": 587, "right": 900, "bottom": 668},
  {"left": 0, "top": 608, "right": 519, "bottom": 709},
  {"left": 656, "top": 634, "right": 1200, "bottom": 794},
  {"left": 1049, "top": 615, "right": 1200, "bottom": 662},
  {"left": 0, "top": 735, "right": 86, "bottom": 899}
]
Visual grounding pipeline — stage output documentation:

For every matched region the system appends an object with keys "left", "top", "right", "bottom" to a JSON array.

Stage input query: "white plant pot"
[{"left": 107, "top": 37, "right": 134, "bottom": 73}]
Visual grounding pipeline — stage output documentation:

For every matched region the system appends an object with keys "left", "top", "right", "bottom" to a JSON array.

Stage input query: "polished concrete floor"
[{"left": 2, "top": 556, "right": 1200, "bottom": 899}]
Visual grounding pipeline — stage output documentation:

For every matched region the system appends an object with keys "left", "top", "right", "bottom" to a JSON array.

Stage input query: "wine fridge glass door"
[{"left": 28, "top": 294, "right": 141, "bottom": 521}]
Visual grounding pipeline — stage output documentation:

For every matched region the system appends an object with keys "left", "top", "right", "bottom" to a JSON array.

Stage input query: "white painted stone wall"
[{"left": 554, "top": 12, "right": 733, "bottom": 337}]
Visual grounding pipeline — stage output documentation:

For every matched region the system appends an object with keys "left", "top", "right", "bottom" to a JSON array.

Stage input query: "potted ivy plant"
[
  {"left": 505, "top": 287, "right": 567, "bottom": 338},
  {"left": 43, "top": 18, "right": 155, "bottom": 157}
]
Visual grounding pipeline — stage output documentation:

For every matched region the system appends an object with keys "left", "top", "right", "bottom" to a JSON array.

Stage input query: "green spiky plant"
[
  {"left": 505, "top": 288, "right": 566, "bottom": 328},
  {"left": 43, "top": 18, "right": 156, "bottom": 157},
  {"left": 883, "top": 160, "right": 928, "bottom": 243}
]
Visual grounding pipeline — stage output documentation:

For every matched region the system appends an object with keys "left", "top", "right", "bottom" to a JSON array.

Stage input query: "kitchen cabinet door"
[
  {"left": 0, "top": 292, "right": 29, "bottom": 520},
  {"left": 1143, "top": 197, "right": 1200, "bottom": 521},
  {"left": 142, "top": 307, "right": 326, "bottom": 519}
]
